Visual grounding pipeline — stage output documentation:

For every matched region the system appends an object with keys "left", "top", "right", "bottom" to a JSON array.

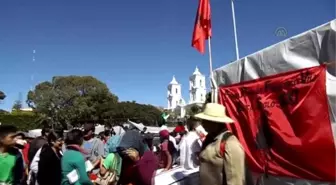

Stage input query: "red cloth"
[
  {"left": 22, "top": 143, "right": 30, "bottom": 165},
  {"left": 89, "top": 174, "right": 97, "bottom": 181},
  {"left": 191, "top": 0, "right": 211, "bottom": 54},
  {"left": 159, "top": 130, "right": 170, "bottom": 139},
  {"left": 119, "top": 151, "right": 158, "bottom": 185},
  {"left": 159, "top": 140, "right": 169, "bottom": 168},
  {"left": 173, "top": 125, "right": 186, "bottom": 133},
  {"left": 219, "top": 65, "right": 335, "bottom": 181}
]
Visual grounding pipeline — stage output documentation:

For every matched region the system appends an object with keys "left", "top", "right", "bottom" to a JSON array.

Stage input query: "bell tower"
[
  {"left": 167, "top": 76, "right": 182, "bottom": 109},
  {"left": 189, "top": 66, "right": 206, "bottom": 103}
]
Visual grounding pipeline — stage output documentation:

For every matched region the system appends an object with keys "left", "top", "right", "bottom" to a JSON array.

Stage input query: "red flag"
[
  {"left": 191, "top": 0, "right": 212, "bottom": 54},
  {"left": 219, "top": 65, "right": 335, "bottom": 181}
]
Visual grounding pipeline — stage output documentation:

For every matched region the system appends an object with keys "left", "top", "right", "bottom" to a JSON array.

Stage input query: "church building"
[{"left": 166, "top": 67, "right": 207, "bottom": 118}]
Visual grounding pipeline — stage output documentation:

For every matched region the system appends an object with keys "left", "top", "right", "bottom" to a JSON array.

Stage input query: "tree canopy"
[
  {"left": 106, "top": 101, "right": 162, "bottom": 126},
  {"left": 12, "top": 100, "right": 23, "bottom": 111},
  {"left": 27, "top": 76, "right": 119, "bottom": 127},
  {"left": 25, "top": 75, "right": 162, "bottom": 128}
]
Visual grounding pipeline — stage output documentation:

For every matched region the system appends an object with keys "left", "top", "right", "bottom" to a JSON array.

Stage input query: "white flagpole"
[
  {"left": 231, "top": 0, "right": 240, "bottom": 60},
  {"left": 208, "top": 38, "right": 218, "bottom": 103}
]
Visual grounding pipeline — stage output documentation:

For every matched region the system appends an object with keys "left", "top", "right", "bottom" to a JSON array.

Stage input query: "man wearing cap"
[{"left": 195, "top": 103, "right": 246, "bottom": 185}]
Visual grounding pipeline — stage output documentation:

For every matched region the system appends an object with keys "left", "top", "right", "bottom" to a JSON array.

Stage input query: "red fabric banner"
[{"left": 219, "top": 65, "right": 335, "bottom": 181}]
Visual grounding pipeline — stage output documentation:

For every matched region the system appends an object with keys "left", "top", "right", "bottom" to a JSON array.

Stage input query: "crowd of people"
[{"left": 0, "top": 103, "right": 253, "bottom": 185}]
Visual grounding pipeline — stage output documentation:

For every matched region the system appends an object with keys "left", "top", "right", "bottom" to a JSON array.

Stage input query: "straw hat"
[{"left": 194, "top": 103, "right": 234, "bottom": 124}]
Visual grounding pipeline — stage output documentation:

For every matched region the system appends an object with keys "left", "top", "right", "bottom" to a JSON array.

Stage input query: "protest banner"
[{"left": 219, "top": 65, "right": 335, "bottom": 181}]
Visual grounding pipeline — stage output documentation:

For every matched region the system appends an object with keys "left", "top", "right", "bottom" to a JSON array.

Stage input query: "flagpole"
[
  {"left": 208, "top": 38, "right": 217, "bottom": 103},
  {"left": 231, "top": 0, "right": 240, "bottom": 60}
]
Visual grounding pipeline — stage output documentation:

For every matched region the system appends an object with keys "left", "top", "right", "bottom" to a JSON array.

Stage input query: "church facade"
[{"left": 166, "top": 67, "right": 207, "bottom": 118}]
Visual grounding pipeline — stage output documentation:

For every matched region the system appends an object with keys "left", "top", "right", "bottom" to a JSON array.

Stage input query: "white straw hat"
[{"left": 194, "top": 103, "right": 234, "bottom": 124}]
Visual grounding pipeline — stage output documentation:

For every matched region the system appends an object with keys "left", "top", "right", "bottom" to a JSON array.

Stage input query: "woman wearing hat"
[{"left": 195, "top": 103, "right": 246, "bottom": 185}]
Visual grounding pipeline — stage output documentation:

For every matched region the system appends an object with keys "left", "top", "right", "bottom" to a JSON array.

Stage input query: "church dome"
[
  {"left": 192, "top": 66, "right": 202, "bottom": 76},
  {"left": 169, "top": 75, "right": 179, "bottom": 85}
]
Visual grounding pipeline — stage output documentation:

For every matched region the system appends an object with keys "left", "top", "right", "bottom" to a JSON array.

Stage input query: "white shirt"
[
  {"left": 27, "top": 148, "right": 42, "bottom": 185},
  {"left": 179, "top": 131, "right": 202, "bottom": 170},
  {"left": 30, "top": 148, "right": 42, "bottom": 174},
  {"left": 169, "top": 136, "right": 178, "bottom": 150}
]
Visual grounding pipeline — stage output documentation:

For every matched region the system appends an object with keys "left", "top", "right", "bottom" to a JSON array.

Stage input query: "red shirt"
[
  {"left": 22, "top": 143, "right": 30, "bottom": 165},
  {"left": 159, "top": 141, "right": 169, "bottom": 168},
  {"left": 174, "top": 125, "right": 185, "bottom": 133}
]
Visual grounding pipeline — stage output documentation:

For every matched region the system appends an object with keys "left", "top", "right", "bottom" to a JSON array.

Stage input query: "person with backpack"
[
  {"left": 97, "top": 134, "right": 122, "bottom": 185},
  {"left": 82, "top": 122, "right": 106, "bottom": 176},
  {"left": 158, "top": 130, "right": 176, "bottom": 171},
  {"left": 195, "top": 103, "right": 253, "bottom": 185}
]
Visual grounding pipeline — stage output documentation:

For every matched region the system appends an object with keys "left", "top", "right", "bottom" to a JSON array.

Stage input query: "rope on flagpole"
[
  {"left": 231, "top": 0, "right": 240, "bottom": 60},
  {"left": 208, "top": 38, "right": 218, "bottom": 103}
]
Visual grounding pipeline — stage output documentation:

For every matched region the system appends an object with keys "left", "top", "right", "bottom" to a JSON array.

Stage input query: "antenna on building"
[
  {"left": 18, "top": 92, "right": 23, "bottom": 104},
  {"left": 30, "top": 49, "right": 36, "bottom": 91}
]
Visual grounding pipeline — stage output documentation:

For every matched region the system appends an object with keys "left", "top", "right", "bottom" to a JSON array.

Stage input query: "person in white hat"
[{"left": 195, "top": 103, "right": 246, "bottom": 185}]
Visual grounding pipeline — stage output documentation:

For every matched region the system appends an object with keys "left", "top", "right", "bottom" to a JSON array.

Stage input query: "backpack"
[{"left": 219, "top": 132, "right": 254, "bottom": 185}]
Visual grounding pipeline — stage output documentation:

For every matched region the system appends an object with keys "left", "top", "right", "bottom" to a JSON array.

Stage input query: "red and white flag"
[
  {"left": 219, "top": 65, "right": 335, "bottom": 181},
  {"left": 191, "top": 0, "right": 212, "bottom": 54}
]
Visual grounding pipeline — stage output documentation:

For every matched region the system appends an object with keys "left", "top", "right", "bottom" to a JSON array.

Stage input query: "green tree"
[
  {"left": 0, "top": 114, "right": 41, "bottom": 131},
  {"left": 187, "top": 104, "right": 202, "bottom": 117},
  {"left": 104, "top": 101, "right": 162, "bottom": 126},
  {"left": 205, "top": 92, "right": 211, "bottom": 103},
  {"left": 26, "top": 76, "right": 119, "bottom": 128},
  {"left": 0, "top": 109, "right": 9, "bottom": 115},
  {"left": 12, "top": 100, "right": 23, "bottom": 111}
]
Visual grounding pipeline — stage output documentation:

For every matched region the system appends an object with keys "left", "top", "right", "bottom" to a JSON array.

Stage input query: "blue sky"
[{"left": 0, "top": 0, "right": 334, "bottom": 111}]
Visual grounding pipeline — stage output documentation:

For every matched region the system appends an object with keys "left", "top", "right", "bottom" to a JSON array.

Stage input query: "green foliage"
[
  {"left": 26, "top": 76, "right": 119, "bottom": 127},
  {"left": 0, "top": 109, "right": 9, "bottom": 115},
  {"left": 205, "top": 92, "right": 211, "bottom": 103},
  {"left": 12, "top": 100, "right": 23, "bottom": 111},
  {"left": 166, "top": 110, "right": 177, "bottom": 120},
  {"left": 187, "top": 104, "right": 202, "bottom": 117},
  {"left": 0, "top": 91, "right": 5, "bottom": 100},
  {"left": 26, "top": 76, "right": 163, "bottom": 128},
  {"left": 0, "top": 114, "right": 41, "bottom": 131},
  {"left": 11, "top": 110, "right": 35, "bottom": 116},
  {"left": 103, "top": 101, "right": 162, "bottom": 126}
]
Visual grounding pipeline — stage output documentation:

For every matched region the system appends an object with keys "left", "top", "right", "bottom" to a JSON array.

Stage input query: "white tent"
[
  {"left": 28, "top": 129, "right": 42, "bottom": 138},
  {"left": 127, "top": 120, "right": 174, "bottom": 134}
]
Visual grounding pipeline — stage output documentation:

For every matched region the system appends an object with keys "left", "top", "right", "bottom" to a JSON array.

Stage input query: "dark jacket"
[
  {"left": 37, "top": 145, "right": 62, "bottom": 185},
  {"left": 28, "top": 136, "right": 47, "bottom": 163}
]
